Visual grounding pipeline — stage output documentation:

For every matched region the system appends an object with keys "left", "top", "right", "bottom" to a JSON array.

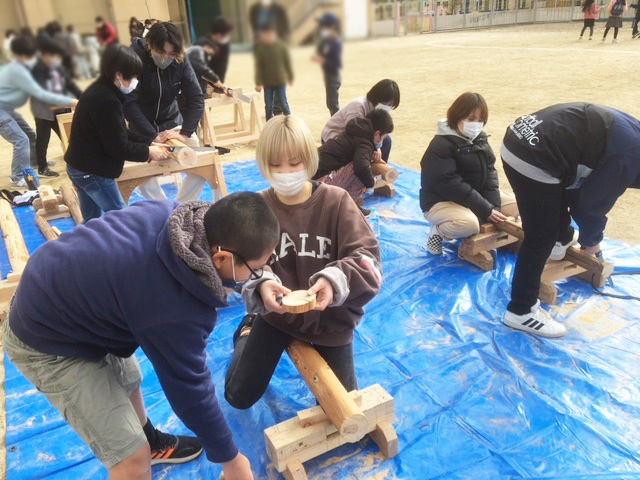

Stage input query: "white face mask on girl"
[
  {"left": 22, "top": 57, "right": 37, "bottom": 69},
  {"left": 462, "top": 121, "right": 484, "bottom": 140},
  {"left": 376, "top": 104, "right": 393, "bottom": 112},
  {"left": 119, "top": 77, "right": 138, "bottom": 95},
  {"left": 269, "top": 171, "right": 308, "bottom": 197}
]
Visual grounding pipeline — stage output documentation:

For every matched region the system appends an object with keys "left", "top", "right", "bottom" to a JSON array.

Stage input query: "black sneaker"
[
  {"left": 150, "top": 430, "right": 203, "bottom": 465},
  {"left": 38, "top": 168, "right": 59, "bottom": 178}
]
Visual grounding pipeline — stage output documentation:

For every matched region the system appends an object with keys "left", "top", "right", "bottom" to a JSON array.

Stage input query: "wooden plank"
[
  {"left": 287, "top": 341, "right": 368, "bottom": 443},
  {"left": 0, "top": 199, "right": 29, "bottom": 274},
  {"left": 458, "top": 243, "right": 494, "bottom": 271},
  {"left": 541, "top": 260, "right": 586, "bottom": 283},
  {"left": 283, "top": 459, "right": 308, "bottom": 480},
  {"left": 369, "top": 421, "right": 399, "bottom": 459},
  {"left": 539, "top": 281, "right": 558, "bottom": 305}
]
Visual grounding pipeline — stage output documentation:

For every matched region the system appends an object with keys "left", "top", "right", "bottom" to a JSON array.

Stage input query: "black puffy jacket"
[
  {"left": 420, "top": 120, "right": 501, "bottom": 221},
  {"left": 124, "top": 37, "right": 204, "bottom": 142},
  {"left": 314, "top": 116, "right": 377, "bottom": 188}
]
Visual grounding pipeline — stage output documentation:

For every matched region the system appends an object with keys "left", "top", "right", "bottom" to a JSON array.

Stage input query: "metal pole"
[{"left": 405, "top": 0, "right": 409, "bottom": 34}]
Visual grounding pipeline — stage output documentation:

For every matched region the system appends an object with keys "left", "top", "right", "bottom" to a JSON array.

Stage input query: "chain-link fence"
[{"left": 371, "top": 0, "right": 636, "bottom": 34}]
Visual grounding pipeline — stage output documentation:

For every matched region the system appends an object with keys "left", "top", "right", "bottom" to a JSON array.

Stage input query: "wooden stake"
[
  {"left": 371, "top": 162, "right": 399, "bottom": 183},
  {"left": 286, "top": 341, "right": 369, "bottom": 443},
  {"left": 60, "top": 183, "right": 83, "bottom": 225},
  {"left": 0, "top": 200, "right": 29, "bottom": 274},
  {"left": 282, "top": 291, "right": 317, "bottom": 314}
]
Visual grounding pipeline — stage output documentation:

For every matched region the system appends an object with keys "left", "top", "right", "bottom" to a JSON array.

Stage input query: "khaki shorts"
[
  {"left": 425, "top": 190, "right": 519, "bottom": 240},
  {"left": 2, "top": 319, "right": 147, "bottom": 468}
]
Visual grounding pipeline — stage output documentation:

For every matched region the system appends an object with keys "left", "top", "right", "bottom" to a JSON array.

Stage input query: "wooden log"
[
  {"left": 35, "top": 216, "right": 59, "bottom": 241},
  {"left": 286, "top": 341, "right": 369, "bottom": 443},
  {"left": 0, "top": 200, "right": 29, "bottom": 274},
  {"left": 282, "top": 291, "right": 316, "bottom": 314},
  {"left": 60, "top": 183, "right": 84, "bottom": 225},
  {"left": 296, "top": 391, "right": 363, "bottom": 428},
  {"left": 167, "top": 139, "right": 198, "bottom": 167},
  {"left": 371, "top": 162, "right": 399, "bottom": 183}
]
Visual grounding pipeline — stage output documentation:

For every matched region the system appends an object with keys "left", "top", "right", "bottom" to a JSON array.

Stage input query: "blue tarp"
[{"left": 4, "top": 161, "right": 640, "bottom": 479}]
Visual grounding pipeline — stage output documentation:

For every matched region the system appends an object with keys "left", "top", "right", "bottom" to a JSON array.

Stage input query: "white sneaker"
[
  {"left": 549, "top": 230, "right": 578, "bottom": 261},
  {"left": 10, "top": 178, "right": 27, "bottom": 188},
  {"left": 602, "top": 37, "right": 606, "bottom": 42},
  {"left": 613, "top": 39, "right": 619, "bottom": 43},
  {"left": 427, "top": 225, "right": 443, "bottom": 255},
  {"left": 579, "top": 36, "right": 583, "bottom": 40},
  {"left": 503, "top": 300, "right": 567, "bottom": 337}
]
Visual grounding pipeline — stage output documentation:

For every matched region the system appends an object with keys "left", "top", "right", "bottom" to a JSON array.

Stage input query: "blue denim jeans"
[
  {"left": 67, "top": 166, "right": 127, "bottom": 222},
  {"left": 264, "top": 85, "right": 291, "bottom": 121},
  {"left": 381, "top": 135, "right": 392, "bottom": 162},
  {"left": 0, "top": 108, "right": 36, "bottom": 182}
]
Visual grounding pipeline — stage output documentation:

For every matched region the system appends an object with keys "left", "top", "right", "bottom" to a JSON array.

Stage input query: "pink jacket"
[{"left": 584, "top": 4, "right": 601, "bottom": 18}]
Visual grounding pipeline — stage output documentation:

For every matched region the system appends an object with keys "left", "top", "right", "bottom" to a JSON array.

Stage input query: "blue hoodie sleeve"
[{"left": 137, "top": 320, "right": 239, "bottom": 463}]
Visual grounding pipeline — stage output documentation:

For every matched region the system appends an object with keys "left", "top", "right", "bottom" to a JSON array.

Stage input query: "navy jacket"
[
  {"left": 9, "top": 201, "right": 238, "bottom": 463},
  {"left": 124, "top": 37, "right": 204, "bottom": 142},
  {"left": 317, "top": 37, "right": 342, "bottom": 75}
]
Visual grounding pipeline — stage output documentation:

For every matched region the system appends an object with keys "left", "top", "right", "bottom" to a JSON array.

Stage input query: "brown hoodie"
[{"left": 242, "top": 183, "right": 382, "bottom": 347}]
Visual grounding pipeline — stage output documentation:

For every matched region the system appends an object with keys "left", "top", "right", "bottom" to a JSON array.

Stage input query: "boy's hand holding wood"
[
  {"left": 259, "top": 280, "right": 291, "bottom": 314},
  {"left": 308, "top": 277, "right": 334, "bottom": 311},
  {"left": 371, "top": 149, "right": 383, "bottom": 164}
]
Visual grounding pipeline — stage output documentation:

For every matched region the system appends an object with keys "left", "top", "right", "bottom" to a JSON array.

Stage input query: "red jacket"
[
  {"left": 96, "top": 21, "right": 118, "bottom": 45},
  {"left": 584, "top": 4, "right": 601, "bottom": 18}
]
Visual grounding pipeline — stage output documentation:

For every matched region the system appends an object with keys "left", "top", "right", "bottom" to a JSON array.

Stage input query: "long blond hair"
[{"left": 256, "top": 116, "right": 319, "bottom": 181}]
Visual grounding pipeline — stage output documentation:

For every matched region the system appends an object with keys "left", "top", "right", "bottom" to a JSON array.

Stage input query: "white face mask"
[
  {"left": 220, "top": 35, "right": 231, "bottom": 45},
  {"left": 152, "top": 54, "right": 174, "bottom": 70},
  {"left": 22, "top": 57, "right": 37, "bottom": 69},
  {"left": 50, "top": 58, "right": 62, "bottom": 68},
  {"left": 376, "top": 104, "right": 393, "bottom": 112},
  {"left": 374, "top": 140, "right": 383, "bottom": 149},
  {"left": 119, "top": 77, "right": 138, "bottom": 95},
  {"left": 462, "top": 121, "right": 484, "bottom": 140},
  {"left": 262, "top": 0, "right": 273, "bottom": 6},
  {"left": 320, "top": 29, "right": 332, "bottom": 39},
  {"left": 269, "top": 171, "right": 308, "bottom": 197}
]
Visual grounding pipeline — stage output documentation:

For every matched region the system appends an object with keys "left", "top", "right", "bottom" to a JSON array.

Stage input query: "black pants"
[
  {"left": 324, "top": 71, "right": 341, "bottom": 116},
  {"left": 580, "top": 25, "right": 594, "bottom": 37},
  {"left": 633, "top": 18, "right": 639, "bottom": 36},
  {"left": 35, "top": 118, "right": 61, "bottom": 171},
  {"left": 224, "top": 314, "right": 357, "bottom": 410},
  {"left": 503, "top": 162, "right": 574, "bottom": 315},
  {"left": 603, "top": 27, "right": 619, "bottom": 39}
]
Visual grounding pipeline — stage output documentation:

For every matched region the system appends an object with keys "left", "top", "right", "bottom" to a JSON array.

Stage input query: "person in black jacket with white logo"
[
  {"left": 420, "top": 92, "right": 519, "bottom": 256},
  {"left": 64, "top": 45, "right": 170, "bottom": 221},
  {"left": 501, "top": 102, "right": 640, "bottom": 337},
  {"left": 124, "top": 22, "right": 205, "bottom": 203}
]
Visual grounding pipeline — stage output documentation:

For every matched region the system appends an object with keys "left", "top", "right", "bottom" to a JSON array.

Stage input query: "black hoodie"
[
  {"left": 314, "top": 116, "right": 377, "bottom": 188},
  {"left": 124, "top": 37, "right": 204, "bottom": 142}
]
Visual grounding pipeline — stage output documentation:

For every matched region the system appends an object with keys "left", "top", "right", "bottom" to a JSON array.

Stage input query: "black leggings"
[
  {"left": 580, "top": 25, "right": 594, "bottom": 37},
  {"left": 603, "top": 27, "right": 619, "bottom": 39},
  {"left": 224, "top": 314, "right": 357, "bottom": 410},
  {"left": 35, "top": 118, "right": 61, "bottom": 171},
  {"left": 503, "top": 162, "right": 575, "bottom": 315}
]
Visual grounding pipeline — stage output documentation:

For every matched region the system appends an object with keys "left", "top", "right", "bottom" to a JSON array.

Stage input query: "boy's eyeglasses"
[{"left": 218, "top": 248, "right": 264, "bottom": 281}]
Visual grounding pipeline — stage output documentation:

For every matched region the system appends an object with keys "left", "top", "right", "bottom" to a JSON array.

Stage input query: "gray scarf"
[{"left": 168, "top": 201, "right": 226, "bottom": 301}]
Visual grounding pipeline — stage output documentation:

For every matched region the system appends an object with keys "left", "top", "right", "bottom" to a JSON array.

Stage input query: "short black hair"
[
  {"left": 367, "top": 109, "right": 394, "bottom": 136},
  {"left": 211, "top": 17, "right": 234, "bottom": 35},
  {"left": 366, "top": 79, "right": 400, "bottom": 110},
  {"left": 39, "top": 40, "right": 66, "bottom": 57},
  {"left": 10, "top": 36, "right": 37, "bottom": 57},
  {"left": 95, "top": 16, "right": 104, "bottom": 23},
  {"left": 100, "top": 44, "right": 143, "bottom": 81},
  {"left": 204, "top": 192, "right": 280, "bottom": 261},
  {"left": 66, "top": 25, "right": 74, "bottom": 33},
  {"left": 146, "top": 22, "right": 184, "bottom": 61}
]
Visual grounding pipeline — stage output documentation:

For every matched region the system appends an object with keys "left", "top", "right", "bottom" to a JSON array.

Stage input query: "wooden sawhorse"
[
  {"left": 116, "top": 151, "right": 227, "bottom": 204},
  {"left": 200, "top": 89, "right": 263, "bottom": 147},
  {"left": 459, "top": 219, "right": 614, "bottom": 305}
]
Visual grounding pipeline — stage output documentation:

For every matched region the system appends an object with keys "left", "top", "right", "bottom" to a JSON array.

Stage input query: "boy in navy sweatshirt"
[
  {"left": 312, "top": 13, "right": 343, "bottom": 116},
  {"left": 3, "top": 193, "right": 279, "bottom": 480}
]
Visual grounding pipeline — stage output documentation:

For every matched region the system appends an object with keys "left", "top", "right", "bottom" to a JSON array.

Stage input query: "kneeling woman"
[{"left": 420, "top": 92, "right": 518, "bottom": 255}]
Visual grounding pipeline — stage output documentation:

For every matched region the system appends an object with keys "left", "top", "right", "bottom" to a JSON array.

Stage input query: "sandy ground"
[{"left": 0, "top": 22, "right": 639, "bottom": 476}]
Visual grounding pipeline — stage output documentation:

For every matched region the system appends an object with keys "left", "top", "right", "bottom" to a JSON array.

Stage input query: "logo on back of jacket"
[{"left": 510, "top": 114, "right": 543, "bottom": 146}]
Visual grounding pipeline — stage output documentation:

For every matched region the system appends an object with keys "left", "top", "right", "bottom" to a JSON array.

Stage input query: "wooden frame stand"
[
  {"left": 263, "top": 341, "right": 398, "bottom": 479},
  {"left": 116, "top": 151, "right": 227, "bottom": 204},
  {"left": 56, "top": 111, "right": 74, "bottom": 153},
  {"left": 32, "top": 184, "right": 83, "bottom": 241},
  {"left": 200, "top": 89, "right": 263, "bottom": 147},
  {"left": 459, "top": 219, "right": 614, "bottom": 305},
  {"left": 0, "top": 200, "right": 29, "bottom": 320}
]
